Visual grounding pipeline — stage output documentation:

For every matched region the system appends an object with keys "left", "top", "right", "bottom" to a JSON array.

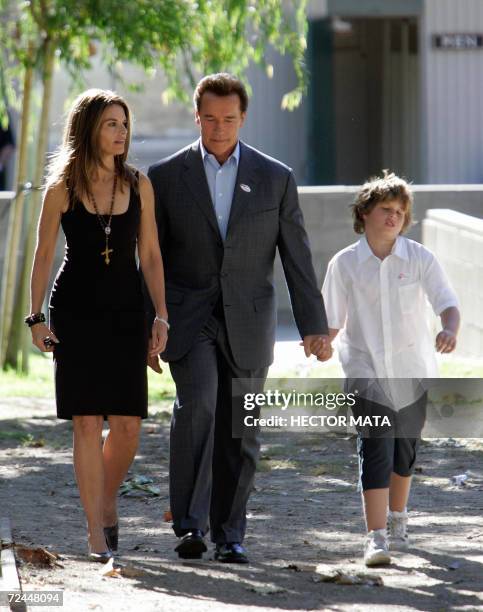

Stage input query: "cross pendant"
[{"left": 101, "top": 239, "right": 113, "bottom": 265}]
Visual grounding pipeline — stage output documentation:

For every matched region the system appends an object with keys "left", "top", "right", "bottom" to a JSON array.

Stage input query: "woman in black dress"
[{"left": 26, "top": 89, "right": 168, "bottom": 562}]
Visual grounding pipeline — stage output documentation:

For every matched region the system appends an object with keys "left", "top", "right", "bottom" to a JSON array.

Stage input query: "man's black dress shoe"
[
  {"left": 175, "top": 529, "right": 207, "bottom": 559},
  {"left": 214, "top": 543, "right": 249, "bottom": 564}
]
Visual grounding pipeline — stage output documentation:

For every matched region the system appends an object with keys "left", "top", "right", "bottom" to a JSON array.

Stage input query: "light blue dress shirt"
[{"left": 200, "top": 139, "right": 240, "bottom": 241}]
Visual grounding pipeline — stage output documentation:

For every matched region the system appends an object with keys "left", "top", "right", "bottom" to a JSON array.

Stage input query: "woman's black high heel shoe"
[
  {"left": 88, "top": 549, "right": 113, "bottom": 563},
  {"left": 88, "top": 533, "right": 113, "bottom": 563},
  {"left": 103, "top": 523, "right": 119, "bottom": 552}
]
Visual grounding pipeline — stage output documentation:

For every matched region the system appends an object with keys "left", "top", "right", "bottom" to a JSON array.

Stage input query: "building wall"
[
  {"left": 259, "top": 0, "right": 483, "bottom": 185},
  {"left": 422, "top": 0, "right": 483, "bottom": 183},
  {"left": 22, "top": 0, "right": 483, "bottom": 186},
  {"left": 331, "top": 18, "right": 420, "bottom": 184},
  {"left": 422, "top": 209, "right": 483, "bottom": 357},
  {"left": 240, "top": 51, "right": 308, "bottom": 182}
]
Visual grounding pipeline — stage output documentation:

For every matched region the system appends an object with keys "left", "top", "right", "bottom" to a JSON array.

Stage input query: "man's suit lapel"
[
  {"left": 181, "top": 141, "right": 222, "bottom": 240},
  {"left": 226, "top": 142, "right": 262, "bottom": 236}
]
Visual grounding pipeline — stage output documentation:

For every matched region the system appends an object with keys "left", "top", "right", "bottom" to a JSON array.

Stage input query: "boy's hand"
[
  {"left": 300, "top": 335, "right": 332, "bottom": 360},
  {"left": 435, "top": 329, "right": 457, "bottom": 353},
  {"left": 316, "top": 344, "right": 334, "bottom": 362}
]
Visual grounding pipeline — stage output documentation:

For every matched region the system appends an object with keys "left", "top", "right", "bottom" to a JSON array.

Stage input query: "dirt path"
[{"left": 1, "top": 398, "right": 482, "bottom": 612}]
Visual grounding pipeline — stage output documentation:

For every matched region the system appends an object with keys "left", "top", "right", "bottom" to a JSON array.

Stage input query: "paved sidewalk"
[{"left": 0, "top": 336, "right": 482, "bottom": 611}]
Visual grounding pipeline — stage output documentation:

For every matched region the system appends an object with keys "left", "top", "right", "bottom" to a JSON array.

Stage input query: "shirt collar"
[
  {"left": 200, "top": 139, "right": 240, "bottom": 167},
  {"left": 356, "top": 235, "right": 374, "bottom": 263},
  {"left": 356, "top": 235, "right": 409, "bottom": 263},
  {"left": 392, "top": 235, "right": 409, "bottom": 261}
]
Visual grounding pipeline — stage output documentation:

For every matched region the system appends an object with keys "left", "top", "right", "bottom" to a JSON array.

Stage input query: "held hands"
[
  {"left": 31, "top": 323, "right": 59, "bottom": 353},
  {"left": 299, "top": 334, "right": 333, "bottom": 362},
  {"left": 435, "top": 329, "right": 457, "bottom": 353}
]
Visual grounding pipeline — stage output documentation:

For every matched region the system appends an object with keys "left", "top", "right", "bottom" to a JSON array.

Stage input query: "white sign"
[{"left": 434, "top": 34, "right": 483, "bottom": 49}]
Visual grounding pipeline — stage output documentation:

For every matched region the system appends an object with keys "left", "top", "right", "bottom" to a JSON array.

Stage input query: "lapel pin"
[{"left": 240, "top": 183, "right": 251, "bottom": 193}]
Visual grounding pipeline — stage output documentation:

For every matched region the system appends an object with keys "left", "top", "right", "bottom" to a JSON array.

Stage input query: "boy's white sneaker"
[
  {"left": 387, "top": 509, "right": 409, "bottom": 551},
  {"left": 364, "top": 529, "right": 391, "bottom": 567}
]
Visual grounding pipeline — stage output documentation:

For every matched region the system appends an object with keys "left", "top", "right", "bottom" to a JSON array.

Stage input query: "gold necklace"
[{"left": 87, "top": 175, "right": 117, "bottom": 265}]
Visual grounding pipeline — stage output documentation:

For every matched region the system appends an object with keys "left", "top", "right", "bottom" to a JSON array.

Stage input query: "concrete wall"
[
  {"left": 422, "top": 209, "right": 483, "bottom": 358},
  {"left": 273, "top": 184, "right": 483, "bottom": 320}
]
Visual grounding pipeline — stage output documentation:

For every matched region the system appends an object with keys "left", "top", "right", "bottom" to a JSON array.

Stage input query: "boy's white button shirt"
[{"left": 322, "top": 235, "right": 459, "bottom": 382}]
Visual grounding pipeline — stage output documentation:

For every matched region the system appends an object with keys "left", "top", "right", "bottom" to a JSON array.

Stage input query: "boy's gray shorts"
[{"left": 351, "top": 393, "right": 427, "bottom": 491}]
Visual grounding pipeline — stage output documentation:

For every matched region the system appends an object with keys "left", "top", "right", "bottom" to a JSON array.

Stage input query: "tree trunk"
[
  {"left": 7, "top": 41, "right": 55, "bottom": 373},
  {"left": 0, "top": 51, "right": 34, "bottom": 369}
]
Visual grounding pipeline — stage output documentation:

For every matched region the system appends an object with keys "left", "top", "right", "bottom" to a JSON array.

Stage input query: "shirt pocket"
[{"left": 398, "top": 282, "right": 420, "bottom": 314}]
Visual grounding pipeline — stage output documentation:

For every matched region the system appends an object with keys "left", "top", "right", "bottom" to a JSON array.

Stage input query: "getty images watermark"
[
  {"left": 242, "top": 389, "right": 380, "bottom": 428},
  {"left": 230, "top": 378, "right": 483, "bottom": 438}
]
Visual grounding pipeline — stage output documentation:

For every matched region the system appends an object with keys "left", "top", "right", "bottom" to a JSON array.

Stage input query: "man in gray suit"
[{"left": 147, "top": 73, "right": 330, "bottom": 563}]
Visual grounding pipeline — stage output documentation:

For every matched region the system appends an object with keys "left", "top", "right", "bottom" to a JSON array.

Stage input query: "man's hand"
[
  {"left": 435, "top": 329, "right": 457, "bottom": 353},
  {"left": 299, "top": 334, "right": 333, "bottom": 361},
  {"left": 147, "top": 353, "right": 163, "bottom": 374}
]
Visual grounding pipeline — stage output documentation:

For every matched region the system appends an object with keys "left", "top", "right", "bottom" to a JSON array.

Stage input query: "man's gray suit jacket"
[{"left": 147, "top": 139, "right": 328, "bottom": 371}]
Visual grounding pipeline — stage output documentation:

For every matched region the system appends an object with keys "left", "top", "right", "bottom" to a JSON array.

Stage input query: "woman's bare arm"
[{"left": 29, "top": 182, "right": 66, "bottom": 351}]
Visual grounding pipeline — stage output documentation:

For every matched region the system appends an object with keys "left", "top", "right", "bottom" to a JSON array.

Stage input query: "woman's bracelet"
[
  {"left": 24, "top": 312, "right": 46, "bottom": 327},
  {"left": 154, "top": 315, "right": 170, "bottom": 330}
]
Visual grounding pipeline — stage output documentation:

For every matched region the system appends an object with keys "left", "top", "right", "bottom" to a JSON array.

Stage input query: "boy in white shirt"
[{"left": 322, "top": 171, "right": 460, "bottom": 567}]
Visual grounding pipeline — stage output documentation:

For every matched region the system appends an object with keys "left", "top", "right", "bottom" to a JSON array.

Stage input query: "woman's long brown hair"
[{"left": 47, "top": 88, "right": 138, "bottom": 207}]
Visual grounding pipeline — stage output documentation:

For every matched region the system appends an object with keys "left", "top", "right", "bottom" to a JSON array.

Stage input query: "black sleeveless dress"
[{"left": 49, "top": 183, "right": 148, "bottom": 420}]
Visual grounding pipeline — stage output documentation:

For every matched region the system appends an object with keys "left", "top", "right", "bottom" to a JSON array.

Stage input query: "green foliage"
[{"left": 0, "top": 0, "right": 308, "bottom": 119}]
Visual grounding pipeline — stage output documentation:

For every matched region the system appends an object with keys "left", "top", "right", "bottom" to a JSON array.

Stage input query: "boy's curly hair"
[{"left": 351, "top": 170, "right": 414, "bottom": 234}]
